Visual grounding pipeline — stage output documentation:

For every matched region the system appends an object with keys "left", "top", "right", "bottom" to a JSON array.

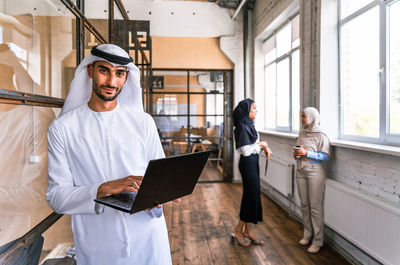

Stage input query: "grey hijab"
[{"left": 297, "top": 107, "right": 331, "bottom": 168}]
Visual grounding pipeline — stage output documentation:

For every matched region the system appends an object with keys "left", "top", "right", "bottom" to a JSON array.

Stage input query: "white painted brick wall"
[
  {"left": 220, "top": 15, "right": 244, "bottom": 183},
  {"left": 330, "top": 148, "right": 400, "bottom": 203}
]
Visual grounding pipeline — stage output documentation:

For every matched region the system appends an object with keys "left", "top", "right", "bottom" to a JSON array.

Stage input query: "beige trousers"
[{"left": 296, "top": 163, "right": 326, "bottom": 247}]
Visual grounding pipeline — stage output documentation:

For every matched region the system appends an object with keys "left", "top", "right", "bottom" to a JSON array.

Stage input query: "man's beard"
[{"left": 93, "top": 85, "right": 122, "bottom": 101}]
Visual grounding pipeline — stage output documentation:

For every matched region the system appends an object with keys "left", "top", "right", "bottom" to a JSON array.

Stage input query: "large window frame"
[
  {"left": 262, "top": 14, "right": 300, "bottom": 133},
  {"left": 339, "top": 0, "right": 400, "bottom": 146}
]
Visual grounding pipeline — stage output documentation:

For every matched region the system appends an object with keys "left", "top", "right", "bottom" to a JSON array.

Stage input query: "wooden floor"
[
  {"left": 163, "top": 183, "right": 351, "bottom": 265},
  {"left": 198, "top": 163, "right": 223, "bottom": 182}
]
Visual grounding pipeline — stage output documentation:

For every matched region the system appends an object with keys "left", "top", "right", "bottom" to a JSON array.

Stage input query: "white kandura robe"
[{"left": 46, "top": 103, "right": 172, "bottom": 265}]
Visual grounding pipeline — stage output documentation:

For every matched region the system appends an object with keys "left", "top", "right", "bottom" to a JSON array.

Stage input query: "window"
[
  {"left": 339, "top": 0, "right": 400, "bottom": 144},
  {"left": 156, "top": 96, "right": 178, "bottom": 121},
  {"left": 263, "top": 14, "right": 300, "bottom": 132}
]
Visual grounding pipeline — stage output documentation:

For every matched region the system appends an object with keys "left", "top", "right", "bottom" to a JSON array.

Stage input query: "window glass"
[
  {"left": 152, "top": 94, "right": 187, "bottom": 115},
  {"left": 262, "top": 16, "right": 299, "bottom": 132},
  {"left": 205, "top": 116, "right": 224, "bottom": 131},
  {"left": 340, "top": 0, "right": 374, "bottom": 19},
  {"left": 205, "top": 94, "right": 224, "bottom": 116},
  {"left": 276, "top": 24, "right": 291, "bottom": 58},
  {"left": 152, "top": 71, "right": 187, "bottom": 93},
  {"left": 276, "top": 58, "right": 290, "bottom": 128},
  {"left": 154, "top": 95, "right": 179, "bottom": 117},
  {"left": 341, "top": 6, "right": 379, "bottom": 137},
  {"left": 388, "top": 1, "right": 400, "bottom": 134},
  {"left": 154, "top": 116, "right": 187, "bottom": 138},
  {"left": 190, "top": 71, "right": 224, "bottom": 93},
  {"left": 263, "top": 37, "right": 276, "bottom": 65},
  {"left": 291, "top": 50, "right": 300, "bottom": 131},
  {"left": 264, "top": 63, "right": 276, "bottom": 129},
  {"left": 0, "top": 2, "right": 75, "bottom": 99},
  {"left": 291, "top": 14, "right": 300, "bottom": 48},
  {"left": 189, "top": 94, "right": 223, "bottom": 116}
]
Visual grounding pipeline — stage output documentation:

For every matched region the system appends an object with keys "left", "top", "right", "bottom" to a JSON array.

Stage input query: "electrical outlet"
[{"left": 29, "top": 155, "right": 39, "bottom": 163}]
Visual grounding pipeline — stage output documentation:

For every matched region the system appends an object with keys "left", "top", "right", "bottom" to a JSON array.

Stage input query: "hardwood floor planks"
[{"left": 164, "top": 183, "right": 351, "bottom": 265}]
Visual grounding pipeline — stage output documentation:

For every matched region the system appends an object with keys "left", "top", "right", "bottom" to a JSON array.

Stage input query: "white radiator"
[
  {"left": 259, "top": 156, "right": 294, "bottom": 197},
  {"left": 325, "top": 179, "right": 400, "bottom": 265}
]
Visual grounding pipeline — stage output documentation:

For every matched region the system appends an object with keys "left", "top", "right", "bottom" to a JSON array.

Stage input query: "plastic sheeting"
[
  {"left": 0, "top": 104, "right": 69, "bottom": 249},
  {"left": 0, "top": 46, "right": 72, "bottom": 250},
  {"left": 0, "top": 41, "right": 59, "bottom": 247},
  {"left": 0, "top": 13, "right": 75, "bottom": 251}
]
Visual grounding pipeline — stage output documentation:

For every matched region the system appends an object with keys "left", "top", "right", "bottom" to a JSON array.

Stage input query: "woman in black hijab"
[{"left": 231, "top": 98, "right": 271, "bottom": 246}]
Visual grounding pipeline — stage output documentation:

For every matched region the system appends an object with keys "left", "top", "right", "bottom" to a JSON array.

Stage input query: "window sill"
[
  {"left": 330, "top": 139, "right": 400, "bottom": 157},
  {"left": 258, "top": 130, "right": 400, "bottom": 157},
  {"left": 258, "top": 130, "right": 298, "bottom": 140}
]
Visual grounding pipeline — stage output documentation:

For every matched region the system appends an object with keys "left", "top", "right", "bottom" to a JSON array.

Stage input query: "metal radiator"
[
  {"left": 260, "top": 156, "right": 294, "bottom": 196},
  {"left": 325, "top": 179, "right": 400, "bottom": 265}
]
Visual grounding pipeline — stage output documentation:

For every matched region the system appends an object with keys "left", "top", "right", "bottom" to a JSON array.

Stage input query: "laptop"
[{"left": 94, "top": 150, "right": 211, "bottom": 214}]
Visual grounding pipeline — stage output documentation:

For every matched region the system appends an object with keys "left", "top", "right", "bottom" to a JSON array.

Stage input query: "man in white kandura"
[{"left": 46, "top": 44, "right": 176, "bottom": 265}]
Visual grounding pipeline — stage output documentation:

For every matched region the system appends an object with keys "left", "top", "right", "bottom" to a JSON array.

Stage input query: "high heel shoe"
[
  {"left": 243, "top": 233, "right": 264, "bottom": 245},
  {"left": 230, "top": 233, "right": 251, "bottom": 247}
]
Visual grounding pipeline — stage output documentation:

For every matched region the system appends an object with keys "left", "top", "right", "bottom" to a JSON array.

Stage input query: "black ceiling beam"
[
  {"left": 0, "top": 88, "right": 64, "bottom": 108},
  {"left": 114, "top": 0, "right": 130, "bottom": 20},
  {"left": 60, "top": 0, "right": 107, "bottom": 44}
]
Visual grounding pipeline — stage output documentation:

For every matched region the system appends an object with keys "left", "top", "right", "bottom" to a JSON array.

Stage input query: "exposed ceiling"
[
  {"left": 163, "top": 0, "right": 242, "bottom": 8},
  {"left": 209, "top": 0, "right": 255, "bottom": 9},
  {"left": 213, "top": 0, "right": 240, "bottom": 9}
]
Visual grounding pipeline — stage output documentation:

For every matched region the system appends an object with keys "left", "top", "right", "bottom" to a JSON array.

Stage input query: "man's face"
[{"left": 87, "top": 61, "right": 128, "bottom": 102}]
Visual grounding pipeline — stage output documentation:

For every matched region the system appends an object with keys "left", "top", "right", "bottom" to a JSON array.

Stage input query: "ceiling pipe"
[
  {"left": 231, "top": 0, "right": 247, "bottom": 20},
  {"left": 215, "top": 0, "right": 240, "bottom": 9}
]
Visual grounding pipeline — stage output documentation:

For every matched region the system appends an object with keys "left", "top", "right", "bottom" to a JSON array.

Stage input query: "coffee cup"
[{"left": 292, "top": 145, "right": 301, "bottom": 159}]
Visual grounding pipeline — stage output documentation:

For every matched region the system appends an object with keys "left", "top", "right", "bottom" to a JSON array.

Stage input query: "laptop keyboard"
[{"left": 110, "top": 192, "right": 137, "bottom": 209}]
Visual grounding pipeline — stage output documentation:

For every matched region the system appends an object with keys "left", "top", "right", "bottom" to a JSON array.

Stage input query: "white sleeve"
[
  {"left": 46, "top": 121, "right": 102, "bottom": 215},
  {"left": 238, "top": 143, "right": 261, "bottom": 156},
  {"left": 144, "top": 115, "right": 165, "bottom": 218},
  {"left": 146, "top": 115, "right": 165, "bottom": 161}
]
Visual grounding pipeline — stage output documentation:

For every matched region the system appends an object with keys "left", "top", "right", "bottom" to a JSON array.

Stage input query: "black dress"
[
  {"left": 239, "top": 153, "right": 263, "bottom": 223},
  {"left": 233, "top": 99, "right": 263, "bottom": 224}
]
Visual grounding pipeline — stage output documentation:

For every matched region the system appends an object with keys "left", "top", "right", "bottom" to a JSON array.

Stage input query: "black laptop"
[{"left": 94, "top": 150, "right": 211, "bottom": 214}]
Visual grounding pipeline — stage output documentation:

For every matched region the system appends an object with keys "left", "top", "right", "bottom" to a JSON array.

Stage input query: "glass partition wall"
[
  {"left": 0, "top": 0, "right": 142, "bottom": 259},
  {"left": 0, "top": 0, "right": 80, "bottom": 252},
  {"left": 150, "top": 70, "right": 233, "bottom": 182}
]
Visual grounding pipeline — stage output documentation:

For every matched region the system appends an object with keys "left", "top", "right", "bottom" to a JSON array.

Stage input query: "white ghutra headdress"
[{"left": 61, "top": 44, "right": 142, "bottom": 115}]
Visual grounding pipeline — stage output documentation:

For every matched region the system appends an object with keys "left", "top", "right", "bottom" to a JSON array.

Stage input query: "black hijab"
[{"left": 233, "top": 98, "right": 258, "bottom": 149}]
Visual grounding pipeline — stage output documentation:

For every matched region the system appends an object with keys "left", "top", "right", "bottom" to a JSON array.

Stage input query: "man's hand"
[
  {"left": 97, "top": 175, "right": 143, "bottom": 198},
  {"left": 144, "top": 198, "right": 181, "bottom": 212},
  {"left": 144, "top": 204, "right": 162, "bottom": 212}
]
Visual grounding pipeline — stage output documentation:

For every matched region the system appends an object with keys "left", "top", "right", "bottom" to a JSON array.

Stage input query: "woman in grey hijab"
[{"left": 293, "top": 107, "right": 330, "bottom": 254}]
